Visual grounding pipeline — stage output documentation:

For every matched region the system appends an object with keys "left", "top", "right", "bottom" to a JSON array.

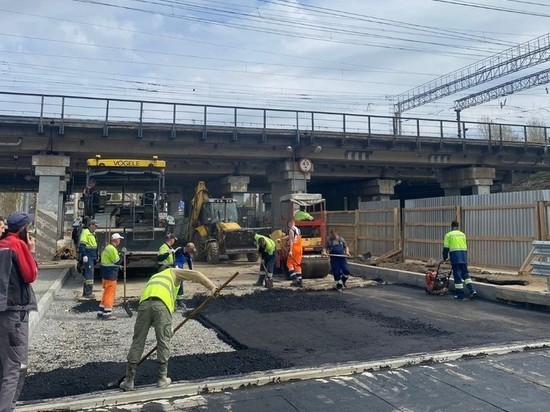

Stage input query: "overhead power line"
[
  {"left": 454, "top": 67, "right": 550, "bottom": 110},
  {"left": 432, "top": 0, "right": 550, "bottom": 17},
  {"left": 395, "top": 33, "right": 550, "bottom": 113}
]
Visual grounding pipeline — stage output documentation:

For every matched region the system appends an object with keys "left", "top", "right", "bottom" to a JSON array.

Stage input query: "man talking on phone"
[{"left": 0, "top": 211, "right": 38, "bottom": 412}]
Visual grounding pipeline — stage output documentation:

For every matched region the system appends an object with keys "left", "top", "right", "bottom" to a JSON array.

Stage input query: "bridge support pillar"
[
  {"left": 268, "top": 160, "right": 311, "bottom": 229},
  {"left": 440, "top": 167, "right": 495, "bottom": 196},
  {"left": 32, "top": 155, "right": 70, "bottom": 261},
  {"left": 209, "top": 175, "right": 250, "bottom": 204},
  {"left": 359, "top": 179, "right": 396, "bottom": 201}
]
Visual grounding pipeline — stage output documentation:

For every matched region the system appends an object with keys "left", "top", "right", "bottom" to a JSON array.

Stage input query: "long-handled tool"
[
  {"left": 108, "top": 271, "right": 240, "bottom": 388},
  {"left": 121, "top": 253, "right": 133, "bottom": 317},
  {"left": 261, "top": 260, "right": 273, "bottom": 289}
]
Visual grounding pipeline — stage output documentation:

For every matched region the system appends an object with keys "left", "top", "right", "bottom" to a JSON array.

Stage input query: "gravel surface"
[
  {"left": 21, "top": 260, "right": 375, "bottom": 401},
  {"left": 21, "top": 269, "right": 239, "bottom": 401}
]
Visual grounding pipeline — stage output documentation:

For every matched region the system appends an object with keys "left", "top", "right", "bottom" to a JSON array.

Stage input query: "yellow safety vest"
[
  {"left": 79, "top": 228, "right": 97, "bottom": 248},
  {"left": 158, "top": 242, "right": 174, "bottom": 267},
  {"left": 139, "top": 269, "right": 180, "bottom": 314}
]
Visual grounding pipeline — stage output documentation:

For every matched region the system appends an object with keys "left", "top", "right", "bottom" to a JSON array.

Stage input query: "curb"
[
  {"left": 350, "top": 263, "right": 550, "bottom": 309},
  {"left": 29, "top": 267, "right": 72, "bottom": 342},
  {"left": 16, "top": 339, "right": 550, "bottom": 411}
]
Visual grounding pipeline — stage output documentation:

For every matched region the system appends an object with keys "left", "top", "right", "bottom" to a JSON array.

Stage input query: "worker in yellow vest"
[
  {"left": 119, "top": 268, "right": 217, "bottom": 391},
  {"left": 442, "top": 220, "right": 477, "bottom": 300}
]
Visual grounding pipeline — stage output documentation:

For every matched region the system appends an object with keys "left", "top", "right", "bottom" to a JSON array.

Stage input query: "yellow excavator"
[{"left": 185, "top": 181, "right": 270, "bottom": 263}]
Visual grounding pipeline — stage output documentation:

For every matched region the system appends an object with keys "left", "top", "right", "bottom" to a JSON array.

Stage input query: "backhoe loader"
[{"left": 184, "top": 181, "right": 270, "bottom": 263}]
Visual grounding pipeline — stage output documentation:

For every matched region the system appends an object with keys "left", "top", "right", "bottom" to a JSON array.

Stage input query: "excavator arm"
[{"left": 186, "top": 181, "right": 209, "bottom": 237}]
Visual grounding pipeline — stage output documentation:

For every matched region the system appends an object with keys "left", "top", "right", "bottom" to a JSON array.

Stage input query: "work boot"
[
  {"left": 290, "top": 277, "right": 303, "bottom": 287},
  {"left": 253, "top": 274, "right": 266, "bottom": 286},
  {"left": 157, "top": 376, "right": 172, "bottom": 388},
  {"left": 157, "top": 366, "right": 172, "bottom": 388},
  {"left": 341, "top": 275, "right": 349, "bottom": 288},
  {"left": 83, "top": 282, "right": 94, "bottom": 297},
  {"left": 265, "top": 275, "right": 274, "bottom": 289},
  {"left": 466, "top": 283, "right": 477, "bottom": 296},
  {"left": 334, "top": 282, "right": 343, "bottom": 292},
  {"left": 119, "top": 364, "right": 137, "bottom": 391},
  {"left": 454, "top": 293, "right": 468, "bottom": 301},
  {"left": 101, "top": 313, "right": 117, "bottom": 320}
]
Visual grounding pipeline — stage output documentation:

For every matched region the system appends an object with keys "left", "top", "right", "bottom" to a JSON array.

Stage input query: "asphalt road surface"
[
  {"left": 201, "top": 284, "right": 550, "bottom": 366},
  {"left": 21, "top": 281, "right": 550, "bottom": 404}
]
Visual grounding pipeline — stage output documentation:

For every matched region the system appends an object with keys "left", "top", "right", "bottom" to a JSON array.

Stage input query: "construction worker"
[
  {"left": 442, "top": 220, "right": 477, "bottom": 300},
  {"left": 97, "top": 233, "right": 125, "bottom": 320},
  {"left": 158, "top": 234, "right": 185, "bottom": 307},
  {"left": 78, "top": 219, "right": 98, "bottom": 299},
  {"left": 279, "top": 218, "right": 303, "bottom": 287},
  {"left": 157, "top": 234, "right": 177, "bottom": 271},
  {"left": 253, "top": 233, "right": 275, "bottom": 288},
  {"left": 175, "top": 242, "right": 196, "bottom": 270},
  {"left": 294, "top": 207, "right": 314, "bottom": 221},
  {"left": 322, "top": 229, "right": 351, "bottom": 292},
  {"left": 174, "top": 242, "right": 197, "bottom": 309},
  {"left": 0, "top": 211, "right": 38, "bottom": 412},
  {"left": 119, "top": 267, "right": 217, "bottom": 391}
]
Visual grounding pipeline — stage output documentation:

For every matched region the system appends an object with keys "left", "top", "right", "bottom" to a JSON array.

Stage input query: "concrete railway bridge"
[{"left": 0, "top": 91, "right": 548, "bottom": 259}]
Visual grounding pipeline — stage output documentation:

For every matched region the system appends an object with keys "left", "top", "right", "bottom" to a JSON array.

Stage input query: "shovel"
[
  {"left": 121, "top": 253, "right": 132, "bottom": 318},
  {"left": 261, "top": 259, "right": 273, "bottom": 289},
  {"left": 108, "top": 271, "right": 240, "bottom": 388}
]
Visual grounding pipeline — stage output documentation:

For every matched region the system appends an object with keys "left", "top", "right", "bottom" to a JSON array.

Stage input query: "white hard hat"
[{"left": 111, "top": 233, "right": 124, "bottom": 240}]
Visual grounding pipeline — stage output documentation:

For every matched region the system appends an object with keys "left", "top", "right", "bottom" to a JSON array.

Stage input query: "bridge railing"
[{"left": 0, "top": 91, "right": 547, "bottom": 146}]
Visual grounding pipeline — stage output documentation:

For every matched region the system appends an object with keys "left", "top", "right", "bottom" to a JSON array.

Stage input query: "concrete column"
[
  {"left": 444, "top": 187, "right": 461, "bottom": 196},
  {"left": 472, "top": 185, "right": 491, "bottom": 195},
  {"left": 267, "top": 160, "right": 312, "bottom": 229},
  {"left": 279, "top": 160, "right": 309, "bottom": 193},
  {"left": 209, "top": 175, "right": 250, "bottom": 205},
  {"left": 32, "top": 155, "right": 70, "bottom": 261},
  {"left": 269, "top": 180, "right": 293, "bottom": 231},
  {"left": 359, "top": 179, "right": 396, "bottom": 201},
  {"left": 440, "top": 167, "right": 495, "bottom": 196}
]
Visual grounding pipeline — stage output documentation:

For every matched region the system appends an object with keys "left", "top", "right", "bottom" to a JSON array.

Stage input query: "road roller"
[{"left": 272, "top": 193, "right": 329, "bottom": 279}]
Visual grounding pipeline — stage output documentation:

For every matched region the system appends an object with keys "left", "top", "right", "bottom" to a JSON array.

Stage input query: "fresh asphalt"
[{"left": 19, "top": 263, "right": 550, "bottom": 411}]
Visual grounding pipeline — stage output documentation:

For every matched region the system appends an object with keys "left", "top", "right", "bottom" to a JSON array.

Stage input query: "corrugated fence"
[{"left": 325, "top": 190, "right": 550, "bottom": 269}]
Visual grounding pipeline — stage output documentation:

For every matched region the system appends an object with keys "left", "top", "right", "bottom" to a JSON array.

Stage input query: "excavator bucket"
[{"left": 223, "top": 229, "right": 257, "bottom": 254}]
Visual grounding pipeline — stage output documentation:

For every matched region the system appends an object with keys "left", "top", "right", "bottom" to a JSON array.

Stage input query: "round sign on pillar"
[{"left": 298, "top": 158, "right": 314, "bottom": 173}]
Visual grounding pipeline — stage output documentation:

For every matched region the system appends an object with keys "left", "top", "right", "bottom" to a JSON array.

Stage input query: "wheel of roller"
[{"left": 300, "top": 256, "right": 329, "bottom": 279}]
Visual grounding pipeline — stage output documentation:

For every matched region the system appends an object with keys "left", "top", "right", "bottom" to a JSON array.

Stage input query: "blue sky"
[{"left": 1, "top": 0, "right": 549, "bottom": 125}]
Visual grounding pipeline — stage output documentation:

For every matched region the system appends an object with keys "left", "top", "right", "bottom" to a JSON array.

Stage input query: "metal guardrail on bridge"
[{"left": 0, "top": 91, "right": 548, "bottom": 148}]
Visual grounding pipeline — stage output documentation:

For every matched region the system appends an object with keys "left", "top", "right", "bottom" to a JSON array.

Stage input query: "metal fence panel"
[
  {"left": 403, "top": 196, "right": 460, "bottom": 262},
  {"left": 358, "top": 200, "right": 400, "bottom": 256},
  {"left": 403, "top": 190, "right": 550, "bottom": 269}
]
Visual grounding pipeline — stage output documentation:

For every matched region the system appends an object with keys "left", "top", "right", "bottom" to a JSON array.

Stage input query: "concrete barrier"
[{"left": 350, "top": 262, "right": 550, "bottom": 309}]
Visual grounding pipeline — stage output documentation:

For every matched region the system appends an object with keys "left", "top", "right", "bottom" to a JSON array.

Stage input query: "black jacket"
[{"left": 0, "top": 248, "right": 37, "bottom": 312}]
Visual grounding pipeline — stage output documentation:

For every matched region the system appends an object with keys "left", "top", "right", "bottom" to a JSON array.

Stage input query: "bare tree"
[
  {"left": 478, "top": 116, "right": 518, "bottom": 141},
  {"left": 526, "top": 118, "right": 546, "bottom": 143}
]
